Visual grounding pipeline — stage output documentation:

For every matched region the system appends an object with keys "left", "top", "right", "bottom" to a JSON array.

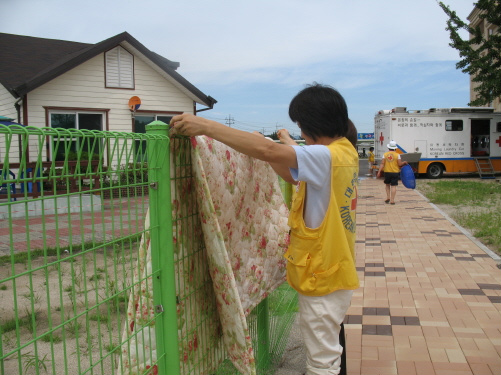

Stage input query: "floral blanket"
[
  {"left": 191, "top": 136, "right": 290, "bottom": 374},
  {"left": 120, "top": 136, "right": 290, "bottom": 375}
]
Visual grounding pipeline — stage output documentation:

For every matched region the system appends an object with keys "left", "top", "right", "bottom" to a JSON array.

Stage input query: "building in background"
[{"left": 0, "top": 32, "right": 216, "bottom": 162}]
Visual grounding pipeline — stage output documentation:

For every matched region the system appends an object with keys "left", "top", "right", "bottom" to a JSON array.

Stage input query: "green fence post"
[
  {"left": 146, "top": 121, "right": 180, "bottom": 375},
  {"left": 256, "top": 298, "right": 271, "bottom": 371}
]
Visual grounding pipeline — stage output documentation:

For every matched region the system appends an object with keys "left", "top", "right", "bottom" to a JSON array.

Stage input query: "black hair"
[
  {"left": 369, "top": 146, "right": 374, "bottom": 151},
  {"left": 288, "top": 82, "right": 348, "bottom": 141},
  {"left": 346, "top": 119, "right": 358, "bottom": 148}
]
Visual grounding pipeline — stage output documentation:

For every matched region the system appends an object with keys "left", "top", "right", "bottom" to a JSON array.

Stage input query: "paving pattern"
[
  {"left": 346, "top": 177, "right": 501, "bottom": 375},
  {"left": 2, "top": 177, "right": 501, "bottom": 375}
]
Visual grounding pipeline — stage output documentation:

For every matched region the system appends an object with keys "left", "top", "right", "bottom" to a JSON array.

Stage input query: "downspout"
[
  {"left": 13, "top": 96, "right": 29, "bottom": 162},
  {"left": 14, "top": 97, "right": 23, "bottom": 123}
]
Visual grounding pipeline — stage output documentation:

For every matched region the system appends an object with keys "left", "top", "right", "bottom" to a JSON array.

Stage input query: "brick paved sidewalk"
[
  {"left": 345, "top": 177, "right": 501, "bottom": 375},
  {"left": 2, "top": 177, "right": 501, "bottom": 375}
]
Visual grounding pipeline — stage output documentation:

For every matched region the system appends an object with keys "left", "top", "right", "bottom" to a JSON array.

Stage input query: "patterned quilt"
[{"left": 119, "top": 135, "right": 290, "bottom": 375}]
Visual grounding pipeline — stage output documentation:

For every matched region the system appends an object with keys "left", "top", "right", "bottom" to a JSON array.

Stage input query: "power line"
[
  {"left": 199, "top": 113, "right": 297, "bottom": 135},
  {"left": 225, "top": 115, "right": 235, "bottom": 127}
]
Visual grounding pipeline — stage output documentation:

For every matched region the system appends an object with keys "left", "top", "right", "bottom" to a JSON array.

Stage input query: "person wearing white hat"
[{"left": 376, "top": 140, "right": 408, "bottom": 204}]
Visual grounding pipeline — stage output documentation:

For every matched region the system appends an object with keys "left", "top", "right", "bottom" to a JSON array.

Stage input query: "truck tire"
[{"left": 426, "top": 163, "right": 444, "bottom": 179}]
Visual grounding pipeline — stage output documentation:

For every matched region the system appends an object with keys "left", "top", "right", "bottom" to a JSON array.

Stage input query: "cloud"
[
  {"left": 1, "top": 0, "right": 473, "bottom": 80},
  {"left": 0, "top": 0, "right": 475, "bottom": 134},
  {"left": 168, "top": 3, "right": 469, "bottom": 63}
]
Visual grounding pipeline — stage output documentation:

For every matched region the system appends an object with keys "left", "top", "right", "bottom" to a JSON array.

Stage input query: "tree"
[{"left": 439, "top": 0, "right": 501, "bottom": 106}]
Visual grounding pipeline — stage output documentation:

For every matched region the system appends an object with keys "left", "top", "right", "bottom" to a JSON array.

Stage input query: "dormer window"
[{"left": 105, "top": 46, "right": 134, "bottom": 88}]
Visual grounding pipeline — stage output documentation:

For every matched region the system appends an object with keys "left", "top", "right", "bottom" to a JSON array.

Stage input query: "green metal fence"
[{"left": 0, "top": 123, "right": 297, "bottom": 375}]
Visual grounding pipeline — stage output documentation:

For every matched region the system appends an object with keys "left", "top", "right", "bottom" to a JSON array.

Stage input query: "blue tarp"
[{"left": 0, "top": 119, "right": 25, "bottom": 126}]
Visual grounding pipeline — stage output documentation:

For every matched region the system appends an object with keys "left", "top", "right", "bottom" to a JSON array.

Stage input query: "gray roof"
[{"left": 0, "top": 31, "right": 216, "bottom": 108}]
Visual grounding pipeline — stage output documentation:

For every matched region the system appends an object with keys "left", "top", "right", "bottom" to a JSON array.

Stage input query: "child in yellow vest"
[
  {"left": 170, "top": 83, "right": 359, "bottom": 375},
  {"left": 368, "top": 146, "right": 375, "bottom": 177}
]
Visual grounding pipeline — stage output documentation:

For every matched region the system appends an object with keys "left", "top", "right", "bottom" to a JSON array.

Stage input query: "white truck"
[{"left": 374, "top": 107, "right": 501, "bottom": 178}]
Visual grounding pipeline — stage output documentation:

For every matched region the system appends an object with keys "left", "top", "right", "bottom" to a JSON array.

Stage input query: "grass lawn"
[{"left": 417, "top": 179, "right": 501, "bottom": 256}]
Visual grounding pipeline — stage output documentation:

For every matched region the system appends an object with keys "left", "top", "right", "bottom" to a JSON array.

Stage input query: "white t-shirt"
[{"left": 289, "top": 145, "right": 332, "bottom": 228}]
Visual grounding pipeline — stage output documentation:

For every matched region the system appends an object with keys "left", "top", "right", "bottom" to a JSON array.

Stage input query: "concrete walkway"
[{"left": 276, "top": 176, "right": 501, "bottom": 375}]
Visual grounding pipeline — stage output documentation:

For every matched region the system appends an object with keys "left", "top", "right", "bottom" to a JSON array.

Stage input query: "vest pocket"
[
  {"left": 284, "top": 246, "right": 342, "bottom": 296},
  {"left": 310, "top": 262, "right": 341, "bottom": 295},
  {"left": 284, "top": 248, "right": 310, "bottom": 267},
  {"left": 284, "top": 248, "right": 314, "bottom": 294}
]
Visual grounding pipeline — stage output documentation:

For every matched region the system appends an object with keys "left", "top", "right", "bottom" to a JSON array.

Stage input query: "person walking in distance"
[
  {"left": 170, "top": 83, "right": 359, "bottom": 375},
  {"left": 377, "top": 140, "right": 408, "bottom": 205},
  {"left": 368, "top": 146, "right": 375, "bottom": 177}
]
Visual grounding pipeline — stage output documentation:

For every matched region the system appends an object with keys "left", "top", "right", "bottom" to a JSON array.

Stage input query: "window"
[
  {"left": 134, "top": 115, "right": 173, "bottom": 135},
  {"left": 134, "top": 115, "right": 173, "bottom": 161},
  {"left": 445, "top": 120, "right": 463, "bottom": 131},
  {"left": 497, "top": 122, "right": 501, "bottom": 132},
  {"left": 50, "top": 112, "right": 103, "bottom": 161},
  {"left": 105, "top": 46, "right": 134, "bottom": 88}
]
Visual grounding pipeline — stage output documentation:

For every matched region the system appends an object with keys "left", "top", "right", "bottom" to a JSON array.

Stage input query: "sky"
[{"left": 0, "top": 0, "right": 476, "bottom": 137}]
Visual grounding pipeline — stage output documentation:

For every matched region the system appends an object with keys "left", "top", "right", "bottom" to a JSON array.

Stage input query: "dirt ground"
[{"left": 0, "top": 246, "right": 133, "bottom": 375}]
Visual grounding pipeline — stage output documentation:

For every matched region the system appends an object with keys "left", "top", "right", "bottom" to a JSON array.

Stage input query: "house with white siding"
[{"left": 0, "top": 31, "right": 217, "bottom": 162}]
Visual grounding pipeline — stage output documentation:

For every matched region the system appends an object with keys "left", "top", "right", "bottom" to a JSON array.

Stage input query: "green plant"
[
  {"left": 41, "top": 333, "right": 62, "bottom": 343},
  {"left": 64, "top": 285, "right": 73, "bottom": 293},
  {"left": 89, "top": 274, "right": 103, "bottom": 282},
  {"left": 0, "top": 239, "right": 140, "bottom": 267},
  {"left": 24, "top": 308, "right": 39, "bottom": 334},
  {"left": 23, "top": 290, "right": 42, "bottom": 306},
  {"left": 454, "top": 210, "right": 501, "bottom": 247},
  {"left": 22, "top": 351, "right": 49, "bottom": 374},
  {"left": 65, "top": 315, "right": 82, "bottom": 336},
  {"left": 0, "top": 317, "right": 19, "bottom": 333},
  {"left": 0, "top": 284, "right": 7, "bottom": 290},
  {"left": 0, "top": 310, "right": 39, "bottom": 334},
  {"left": 421, "top": 180, "right": 501, "bottom": 205},
  {"left": 119, "top": 162, "right": 148, "bottom": 185},
  {"left": 105, "top": 342, "right": 120, "bottom": 354},
  {"left": 418, "top": 180, "right": 501, "bottom": 255},
  {"left": 90, "top": 313, "right": 109, "bottom": 323},
  {"left": 439, "top": 0, "right": 501, "bottom": 107}
]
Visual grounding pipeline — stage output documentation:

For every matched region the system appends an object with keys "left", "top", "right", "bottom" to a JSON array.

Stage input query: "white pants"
[{"left": 298, "top": 289, "right": 353, "bottom": 375}]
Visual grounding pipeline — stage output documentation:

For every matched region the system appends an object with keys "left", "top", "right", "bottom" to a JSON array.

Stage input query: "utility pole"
[{"left": 225, "top": 115, "right": 235, "bottom": 127}]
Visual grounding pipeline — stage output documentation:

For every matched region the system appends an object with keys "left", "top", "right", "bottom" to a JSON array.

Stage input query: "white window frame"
[{"left": 49, "top": 110, "right": 105, "bottom": 160}]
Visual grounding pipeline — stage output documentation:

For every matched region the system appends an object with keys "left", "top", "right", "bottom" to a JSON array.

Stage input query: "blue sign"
[{"left": 357, "top": 133, "right": 374, "bottom": 140}]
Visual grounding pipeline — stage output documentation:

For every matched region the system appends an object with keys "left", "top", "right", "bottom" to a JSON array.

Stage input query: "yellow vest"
[
  {"left": 369, "top": 151, "right": 375, "bottom": 163},
  {"left": 284, "top": 138, "right": 360, "bottom": 296},
  {"left": 383, "top": 150, "right": 400, "bottom": 173}
]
